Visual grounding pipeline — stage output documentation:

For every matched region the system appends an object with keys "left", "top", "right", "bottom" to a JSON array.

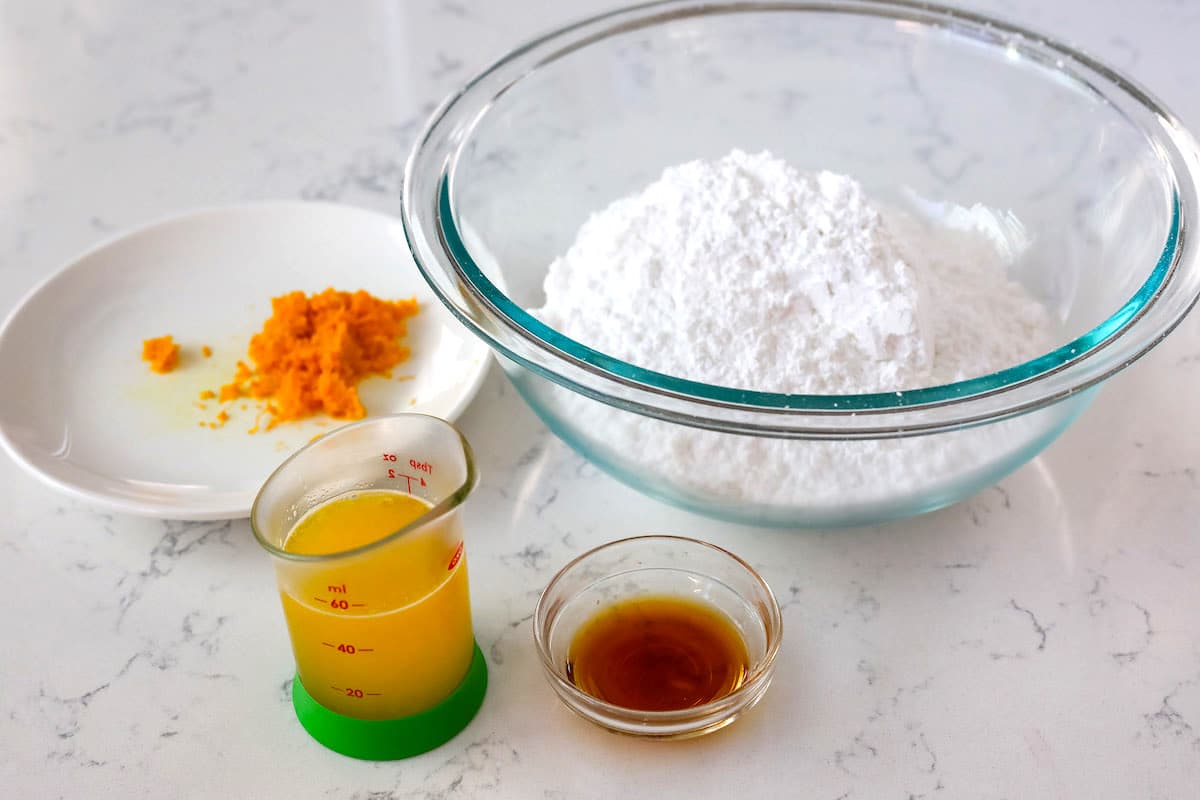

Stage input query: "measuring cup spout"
[{"left": 251, "top": 413, "right": 478, "bottom": 559}]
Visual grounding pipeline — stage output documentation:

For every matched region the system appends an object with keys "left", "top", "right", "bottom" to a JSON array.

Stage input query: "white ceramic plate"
[{"left": 0, "top": 202, "right": 491, "bottom": 519}]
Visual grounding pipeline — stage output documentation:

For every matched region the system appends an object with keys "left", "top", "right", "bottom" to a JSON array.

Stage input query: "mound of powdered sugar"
[
  {"left": 535, "top": 149, "right": 1052, "bottom": 393},
  {"left": 529, "top": 150, "right": 1059, "bottom": 507}
]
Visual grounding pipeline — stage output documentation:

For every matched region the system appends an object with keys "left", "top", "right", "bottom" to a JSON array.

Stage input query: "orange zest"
[
  {"left": 142, "top": 335, "right": 180, "bottom": 374},
  {"left": 216, "top": 289, "right": 418, "bottom": 431}
]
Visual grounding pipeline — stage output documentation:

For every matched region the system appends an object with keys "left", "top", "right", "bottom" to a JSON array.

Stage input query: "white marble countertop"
[{"left": 2, "top": 1, "right": 1199, "bottom": 797}]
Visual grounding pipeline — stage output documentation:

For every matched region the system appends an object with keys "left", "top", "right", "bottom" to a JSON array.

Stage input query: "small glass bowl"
[{"left": 533, "top": 536, "right": 783, "bottom": 739}]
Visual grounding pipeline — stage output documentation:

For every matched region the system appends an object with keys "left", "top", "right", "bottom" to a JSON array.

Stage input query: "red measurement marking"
[
  {"left": 365, "top": 692, "right": 382, "bottom": 697},
  {"left": 321, "top": 642, "right": 335, "bottom": 648},
  {"left": 350, "top": 603, "right": 366, "bottom": 608},
  {"left": 382, "top": 453, "right": 397, "bottom": 462},
  {"left": 344, "top": 688, "right": 364, "bottom": 699},
  {"left": 408, "top": 458, "right": 432, "bottom": 474},
  {"left": 358, "top": 648, "right": 375, "bottom": 653},
  {"left": 330, "top": 685, "right": 343, "bottom": 692},
  {"left": 447, "top": 541, "right": 464, "bottom": 571},
  {"left": 384, "top": 471, "right": 428, "bottom": 492},
  {"left": 314, "top": 597, "right": 329, "bottom": 604},
  {"left": 329, "top": 599, "right": 349, "bottom": 610}
]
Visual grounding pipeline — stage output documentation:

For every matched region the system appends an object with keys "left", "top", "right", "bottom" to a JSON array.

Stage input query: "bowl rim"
[
  {"left": 531, "top": 534, "right": 784, "bottom": 730},
  {"left": 402, "top": 0, "right": 1200, "bottom": 437}
]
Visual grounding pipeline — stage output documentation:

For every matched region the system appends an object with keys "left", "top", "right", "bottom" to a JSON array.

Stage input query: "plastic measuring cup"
[{"left": 251, "top": 414, "right": 487, "bottom": 760}]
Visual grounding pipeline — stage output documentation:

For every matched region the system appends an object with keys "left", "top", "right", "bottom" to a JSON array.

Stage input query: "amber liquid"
[{"left": 566, "top": 595, "right": 750, "bottom": 711}]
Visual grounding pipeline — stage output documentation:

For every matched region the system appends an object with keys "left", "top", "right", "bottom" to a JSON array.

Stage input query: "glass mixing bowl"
[{"left": 402, "top": 0, "right": 1200, "bottom": 527}]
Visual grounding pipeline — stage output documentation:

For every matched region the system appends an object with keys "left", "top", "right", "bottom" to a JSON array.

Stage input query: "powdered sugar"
[
  {"left": 529, "top": 150, "right": 1058, "bottom": 508},
  {"left": 537, "top": 150, "right": 1052, "bottom": 393}
]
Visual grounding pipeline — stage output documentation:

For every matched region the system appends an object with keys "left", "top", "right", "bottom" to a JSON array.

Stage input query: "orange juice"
[{"left": 277, "top": 490, "right": 474, "bottom": 719}]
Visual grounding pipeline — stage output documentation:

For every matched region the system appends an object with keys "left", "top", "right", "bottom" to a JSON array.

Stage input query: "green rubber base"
[{"left": 291, "top": 642, "right": 488, "bottom": 761}]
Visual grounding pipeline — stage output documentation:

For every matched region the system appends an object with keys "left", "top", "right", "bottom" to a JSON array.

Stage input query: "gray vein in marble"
[
  {"left": 857, "top": 659, "right": 878, "bottom": 687},
  {"left": 913, "top": 731, "right": 938, "bottom": 774},
  {"left": 114, "top": 87, "right": 214, "bottom": 138},
  {"left": 498, "top": 543, "right": 553, "bottom": 572},
  {"left": 1085, "top": 572, "right": 1157, "bottom": 665},
  {"left": 327, "top": 734, "right": 521, "bottom": 800},
  {"left": 850, "top": 583, "right": 881, "bottom": 623},
  {"left": 57, "top": 5, "right": 117, "bottom": 57},
  {"left": 939, "top": 562, "right": 981, "bottom": 595},
  {"left": 438, "top": 1, "right": 468, "bottom": 18},
  {"left": 830, "top": 676, "right": 940, "bottom": 789},
  {"left": 573, "top": 458, "right": 600, "bottom": 479},
  {"left": 301, "top": 150, "right": 405, "bottom": 202},
  {"left": 114, "top": 519, "right": 235, "bottom": 630},
  {"left": 488, "top": 609, "right": 536, "bottom": 667},
  {"left": 0, "top": 115, "right": 55, "bottom": 146},
  {"left": 278, "top": 677, "right": 294, "bottom": 705},
  {"left": 1109, "top": 601, "right": 1154, "bottom": 665},
  {"left": 778, "top": 581, "right": 804, "bottom": 610},
  {"left": 832, "top": 732, "right": 879, "bottom": 776},
  {"left": 36, "top": 651, "right": 143, "bottom": 760},
  {"left": 514, "top": 441, "right": 546, "bottom": 468},
  {"left": 489, "top": 599, "right": 537, "bottom": 671},
  {"left": 533, "top": 487, "right": 559, "bottom": 517},
  {"left": 867, "top": 678, "right": 935, "bottom": 725},
  {"left": 888, "top": 49, "right": 984, "bottom": 188},
  {"left": 476, "top": 145, "right": 520, "bottom": 175},
  {"left": 966, "top": 485, "right": 1013, "bottom": 527},
  {"left": 1106, "top": 35, "right": 1142, "bottom": 68},
  {"left": 1139, "top": 467, "right": 1198, "bottom": 485},
  {"left": 429, "top": 51, "right": 464, "bottom": 80},
  {"left": 1007, "top": 598, "right": 1050, "bottom": 651},
  {"left": 1143, "top": 674, "right": 1200, "bottom": 751},
  {"left": 180, "top": 610, "right": 229, "bottom": 657}
]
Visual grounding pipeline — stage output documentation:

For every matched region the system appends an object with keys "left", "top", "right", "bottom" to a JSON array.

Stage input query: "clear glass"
[
  {"left": 402, "top": 0, "right": 1200, "bottom": 526},
  {"left": 534, "top": 536, "right": 783, "bottom": 739},
  {"left": 251, "top": 414, "right": 479, "bottom": 720}
]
